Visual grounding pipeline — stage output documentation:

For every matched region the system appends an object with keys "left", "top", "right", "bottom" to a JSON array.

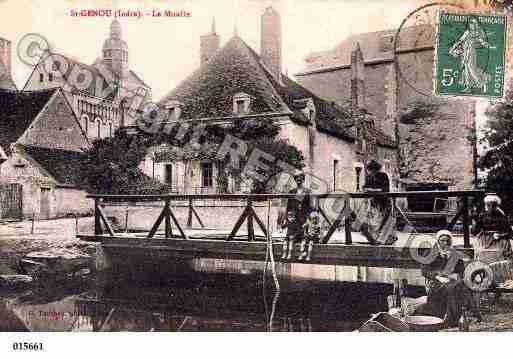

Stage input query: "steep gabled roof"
[
  {"left": 0, "top": 88, "right": 57, "bottom": 155},
  {"left": 159, "top": 36, "right": 356, "bottom": 141},
  {"left": 159, "top": 36, "right": 288, "bottom": 119},
  {"left": 19, "top": 145, "right": 87, "bottom": 186}
]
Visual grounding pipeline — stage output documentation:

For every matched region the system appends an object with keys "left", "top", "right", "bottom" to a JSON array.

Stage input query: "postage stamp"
[{"left": 434, "top": 12, "right": 507, "bottom": 98}]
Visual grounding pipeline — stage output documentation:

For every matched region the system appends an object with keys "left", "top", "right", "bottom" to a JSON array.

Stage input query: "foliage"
[
  {"left": 479, "top": 88, "right": 513, "bottom": 213},
  {"left": 79, "top": 132, "right": 171, "bottom": 195},
  {"left": 80, "top": 119, "right": 305, "bottom": 194}
]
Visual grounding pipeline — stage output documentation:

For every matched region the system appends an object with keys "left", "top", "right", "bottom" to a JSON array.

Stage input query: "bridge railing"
[{"left": 88, "top": 190, "right": 484, "bottom": 248}]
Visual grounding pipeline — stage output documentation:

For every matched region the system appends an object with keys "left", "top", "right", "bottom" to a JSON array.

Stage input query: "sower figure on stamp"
[
  {"left": 298, "top": 210, "right": 321, "bottom": 262},
  {"left": 281, "top": 173, "right": 312, "bottom": 261}
]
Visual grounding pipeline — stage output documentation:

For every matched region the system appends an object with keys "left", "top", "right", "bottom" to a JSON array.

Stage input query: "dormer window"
[
  {"left": 233, "top": 92, "right": 251, "bottom": 115},
  {"left": 165, "top": 100, "right": 183, "bottom": 121}
]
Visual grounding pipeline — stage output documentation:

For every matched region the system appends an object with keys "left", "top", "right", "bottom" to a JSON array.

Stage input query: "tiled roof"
[
  {"left": 0, "top": 61, "right": 17, "bottom": 91},
  {"left": 19, "top": 145, "right": 87, "bottom": 186},
  {"left": 159, "top": 36, "right": 287, "bottom": 118},
  {"left": 0, "top": 88, "right": 56, "bottom": 155},
  {"left": 159, "top": 35, "right": 357, "bottom": 141}
]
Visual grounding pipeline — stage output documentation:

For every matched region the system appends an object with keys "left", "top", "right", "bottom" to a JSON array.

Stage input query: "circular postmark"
[
  {"left": 16, "top": 33, "right": 50, "bottom": 67},
  {"left": 393, "top": 2, "right": 499, "bottom": 97}
]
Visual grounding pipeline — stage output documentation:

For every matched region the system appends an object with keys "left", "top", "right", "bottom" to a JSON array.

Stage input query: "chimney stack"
[
  {"left": 350, "top": 42, "right": 365, "bottom": 111},
  {"left": 0, "top": 37, "right": 16, "bottom": 90},
  {"left": 261, "top": 6, "right": 282, "bottom": 83},
  {"left": 200, "top": 18, "right": 220, "bottom": 67}
]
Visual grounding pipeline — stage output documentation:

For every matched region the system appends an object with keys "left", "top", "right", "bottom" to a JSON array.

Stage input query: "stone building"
[
  {"left": 0, "top": 87, "right": 91, "bottom": 219},
  {"left": 22, "top": 20, "right": 151, "bottom": 141},
  {"left": 295, "top": 26, "right": 477, "bottom": 193},
  {"left": 140, "top": 7, "right": 398, "bottom": 194}
]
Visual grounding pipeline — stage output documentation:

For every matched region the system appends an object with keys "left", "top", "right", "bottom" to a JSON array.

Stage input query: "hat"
[
  {"left": 484, "top": 193, "right": 501, "bottom": 205},
  {"left": 366, "top": 159, "right": 382, "bottom": 171},
  {"left": 293, "top": 171, "right": 305, "bottom": 181},
  {"left": 436, "top": 230, "right": 453, "bottom": 243}
]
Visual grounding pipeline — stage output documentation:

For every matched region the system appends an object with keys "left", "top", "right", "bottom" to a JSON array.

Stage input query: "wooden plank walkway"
[
  {"left": 81, "top": 190, "right": 482, "bottom": 271},
  {"left": 78, "top": 230, "right": 473, "bottom": 269}
]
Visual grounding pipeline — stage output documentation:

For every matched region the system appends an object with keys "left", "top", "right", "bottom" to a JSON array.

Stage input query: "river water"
[{"left": 0, "top": 271, "right": 412, "bottom": 332}]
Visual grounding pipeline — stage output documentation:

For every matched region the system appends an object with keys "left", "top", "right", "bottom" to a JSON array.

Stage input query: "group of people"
[
  {"left": 415, "top": 193, "right": 513, "bottom": 326},
  {"left": 279, "top": 160, "right": 513, "bottom": 328},
  {"left": 279, "top": 159, "right": 394, "bottom": 261}
]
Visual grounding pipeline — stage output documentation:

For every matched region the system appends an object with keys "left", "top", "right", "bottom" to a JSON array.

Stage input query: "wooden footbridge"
[{"left": 78, "top": 190, "right": 483, "bottom": 271}]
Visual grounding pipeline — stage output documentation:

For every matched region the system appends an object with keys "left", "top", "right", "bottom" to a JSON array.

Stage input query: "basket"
[
  {"left": 404, "top": 315, "right": 444, "bottom": 332},
  {"left": 358, "top": 312, "right": 410, "bottom": 332}
]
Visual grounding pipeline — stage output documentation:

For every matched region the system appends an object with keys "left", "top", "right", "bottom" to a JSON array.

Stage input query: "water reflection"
[{"left": 0, "top": 273, "right": 393, "bottom": 332}]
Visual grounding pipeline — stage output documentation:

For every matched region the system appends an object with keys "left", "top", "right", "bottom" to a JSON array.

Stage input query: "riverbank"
[
  {"left": 2, "top": 218, "right": 513, "bottom": 331},
  {"left": 0, "top": 217, "right": 96, "bottom": 281}
]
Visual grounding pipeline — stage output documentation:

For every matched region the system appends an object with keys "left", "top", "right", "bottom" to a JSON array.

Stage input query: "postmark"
[{"left": 434, "top": 12, "right": 507, "bottom": 98}]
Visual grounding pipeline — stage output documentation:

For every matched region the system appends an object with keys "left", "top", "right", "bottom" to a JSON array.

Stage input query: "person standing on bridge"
[
  {"left": 281, "top": 173, "right": 312, "bottom": 261},
  {"left": 355, "top": 159, "right": 397, "bottom": 245}
]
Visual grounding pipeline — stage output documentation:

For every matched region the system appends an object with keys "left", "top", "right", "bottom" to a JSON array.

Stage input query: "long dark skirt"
[{"left": 415, "top": 280, "right": 478, "bottom": 327}]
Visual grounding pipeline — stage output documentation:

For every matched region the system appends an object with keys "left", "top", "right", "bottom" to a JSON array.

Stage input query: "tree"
[
  {"left": 79, "top": 119, "right": 305, "bottom": 195},
  {"left": 79, "top": 131, "right": 171, "bottom": 195},
  {"left": 479, "top": 89, "right": 513, "bottom": 214}
]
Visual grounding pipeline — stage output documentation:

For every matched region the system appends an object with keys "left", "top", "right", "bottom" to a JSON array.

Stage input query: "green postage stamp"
[{"left": 434, "top": 12, "right": 507, "bottom": 98}]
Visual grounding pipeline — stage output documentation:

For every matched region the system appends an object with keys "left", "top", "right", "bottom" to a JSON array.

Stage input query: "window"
[
  {"left": 236, "top": 100, "right": 245, "bottom": 115},
  {"left": 165, "top": 100, "right": 182, "bottom": 120},
  {"left": 233, "top": 93, "right": 251, "bottom": 115},
  {"left": 201, "top": 162, "right": 213, "bottom": 188},
  {"left": 49, "top": 73, "right": 53, "bottom": 82},
  {"left": 39, "top": 73, "right": 44, "bottom": 82},
  {"left": 164, "top": 164, "right": 173, "bottom": 185}
]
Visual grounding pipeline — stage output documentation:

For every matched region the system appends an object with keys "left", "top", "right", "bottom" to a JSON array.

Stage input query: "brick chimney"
[
  {"left": 350, "top": 42, "right": 365, "bottom": 111},
  {"left": 200, "top": 18, "right": 220, "bottom": 67},
  {"left": 261, "top": 6, "right": 282, "bottom": 83},
  {"left": 0, "top": 37, "right": 15, "bottom": 90}
]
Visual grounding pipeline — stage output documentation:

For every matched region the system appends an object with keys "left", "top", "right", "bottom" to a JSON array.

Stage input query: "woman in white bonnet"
[{"left": 472, "top": 193, "right": 513, "bottom": 262}]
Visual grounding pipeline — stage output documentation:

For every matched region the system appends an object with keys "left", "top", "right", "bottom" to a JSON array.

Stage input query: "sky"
[{"left": 0, "top": 0, "right": 433, "bottom": 100}]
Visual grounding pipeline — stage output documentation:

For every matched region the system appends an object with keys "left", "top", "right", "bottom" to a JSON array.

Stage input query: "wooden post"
[
  {"left": 344, "top": 216, "right": 352, "bottom": 245},
  {"left": 75, "top": 213, "right": 79, "bottom": 235},
  {"left": 125, "top": 209, "right": 129, "bottom": 233},
  {"left": 462, "top": 196, "right": 470, "bottom": 248},
  {"left": 247, "top": 198, "right": 254, "bottom": 242},
  {"left": 187, "top": 198, "right": 193, "bottom": 228},
  {"left": 94, "top": 199, "right": 103, "bottom": 235},
  {"left": 165, "top": 200, "right": 172, "bottom": 239},
  {"left": 31, "top": 212, "right": 35, "bottom": 234}
]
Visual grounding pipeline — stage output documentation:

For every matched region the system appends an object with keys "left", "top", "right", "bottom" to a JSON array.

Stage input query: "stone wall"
[
  {"left": 296, "top": 48, "right": 476, "bottom": 189},
  {"left": 280, "top": 120, "right": 359, "bottom": 192},
  {"left": 104, "top": 200, "right": 284, "bottom": 233},
  {"left": 0, "top": 151, "right": 92, "bottom": 219}
]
